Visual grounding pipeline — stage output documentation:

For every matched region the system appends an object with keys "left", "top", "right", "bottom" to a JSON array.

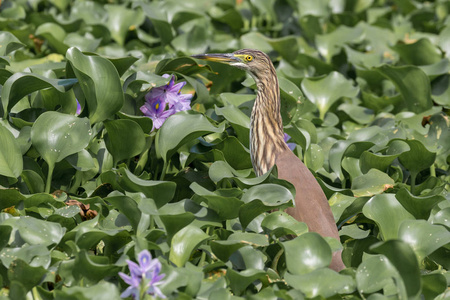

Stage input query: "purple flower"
[
  {"left": 140, "top": 96, "right": 175, "bottom": 131},
  {"left": 140, "top": 74, "right": 193, "bottom": 131},
  {"left": 284, "top": 133, "right": 296, "bottom": 151},
  {"left": 119, "top": 250, "right": 166, "bottom": 299},
  {"left": 76, "top": 100, "right": 82, "bottom": 116}
]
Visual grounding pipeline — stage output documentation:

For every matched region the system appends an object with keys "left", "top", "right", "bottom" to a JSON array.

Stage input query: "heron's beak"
[{"left": 191, "top": 53, "right": 240, "bottom": 64}]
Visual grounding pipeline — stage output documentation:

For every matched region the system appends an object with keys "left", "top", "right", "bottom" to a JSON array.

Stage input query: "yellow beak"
[{"left": 191, "top": 53, "right": 240, "bottom": 63}]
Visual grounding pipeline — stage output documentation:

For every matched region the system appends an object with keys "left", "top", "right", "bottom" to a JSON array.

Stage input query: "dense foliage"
[{"left": 0, "top": 0, "right": 449, "bottom": 299}]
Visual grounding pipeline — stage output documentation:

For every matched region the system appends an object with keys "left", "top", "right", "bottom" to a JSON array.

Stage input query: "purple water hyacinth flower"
[
  {"left": 140, "top": 74, "right": 192, "bottom": 131},
  {"left": 284, "top": 133, "right": 296, "bottom": 151},
  {"left": 119, "top": 250, "right": 166, "bottom": 299},
  {"left": 140, "top": 96, "right": 175, "bottom": 131},
  {"left": 76, "top": 100, "right": 82, "bottom": 116}
]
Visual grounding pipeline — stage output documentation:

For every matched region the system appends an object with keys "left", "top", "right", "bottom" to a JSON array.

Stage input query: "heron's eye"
[{"left": 245, "top": 55, "right": 253, "bottom": 62}]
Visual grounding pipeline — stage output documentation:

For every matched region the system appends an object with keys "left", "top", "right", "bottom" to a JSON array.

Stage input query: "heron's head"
[{"left": 191, "top": 49, "right": 273, "bottom": 82}]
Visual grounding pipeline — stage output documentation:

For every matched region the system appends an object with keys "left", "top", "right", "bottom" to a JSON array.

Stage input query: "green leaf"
[
  {"left": 362, "top": 194, "right": 415, "bottom": 240},
  {"left": 156, "top": 112, "right": 224, "bottom": 162},
  {"left": 370, "top": 240, "right": 421, "bottom": 299},
  {"left": 193, "top": 194, "right": 242, "bottom": 220},
  {"left": 397, "top": 139, "right": 436, "bottom": 175},
  {"left": 159, "top": 212, "right": 195, "bottom": 242},
  {"left": 35, "top": 23, "right": 69, "bottom": 54},
  {"left": 73, "top": 250, "right": 120, "bottom": 284},
  {"left": 285, "top": 268, "right": 355, "bottom": 298},
  {"left": 421, "top": 273, "right": 448, "bottom": 300},
  {"left": 395, "top": 188, "right": 445, "bottom": 219},
  {"left": 104, "top": 119, "right": 146, "bottom": 165},
  {"left": 54, "top": 281, "right": 121, "bottom": 300},
  {"left": 169, "top": 224, "right": 209, "bottom": 267},
  {"left": 0, "top": 125, "right": 23, "bottom": 178},
  {"left": 8, "top": 259, "right": 47, "bottom": 292},
  {"left": 392, "top": 39, "right": 443, "bottom": 66},
  {"left": 106, "top": 167, "right": 176, "bottom": 208},
  {"left": 0, "top": 32, "right": 25, "bottom": 56},
  {"left": 261, "top": 211, "right": 308, "bottom": 237},
  {"left": 66, "top": 47, "right": 124, "bottom": 124},
  {"left": 1, "top": 72, "right": 77, "bottom": 119},
  {"left": 374, "top": 65, "right": 433, "bottom": 113},
  {"left": 301, "top": 72, "right": 359, "bottom": 119},
  {"left": 360, "top": 151, "right": 401, "bottom": 174},
  {"left": 31, "top": 112, "right": 92, "bottom": 169},
  {"left": 239, "top": 184, "right": 294, "bottom": 229},
  {"left": 105, "top": 5, "right": 145, "bottom": 46},
  {"left": 226, "top": 269, "right": 266, "bottom": 296},
  {"left": 2, "top": 216, "right": 65, "bottom": 246},
  {"left": 281, "top": 232, "right": 332, "bottom": 275},
  {"left": 398, "top": 220, "right": 450, "bottom": 262},
  {"left": 105, "top": 195, "right": 141, "bottom": 231},
  {"left": 356, "top": 254, "right": 406, "bottom": 298},
  {"left": 351, "top": 169, "right": 395, "bottom": 197}
]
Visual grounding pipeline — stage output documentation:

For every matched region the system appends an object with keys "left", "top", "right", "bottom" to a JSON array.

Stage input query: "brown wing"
[{"left": 275, "top": 148, "right": 345, "bottom": 271}]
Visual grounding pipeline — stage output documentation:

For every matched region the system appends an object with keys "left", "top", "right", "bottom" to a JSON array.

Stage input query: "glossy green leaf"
[
  {"left": 8, "top": 259, "right": 47, "bottom": 292},
  {"left": 73, "top": 250, "right": 120, "bottom": 283},
  {"left": 285, "top": 268, "right": 355, "bottom": 298},
  {"left": 301, "top": 72, "right": 359, "bottom": 119},
  {"left": 169, "top": 224, "right": 209, "bottom": 267},
  {"left": 356, "top": 254, "right": 406, "bottom": 298},
  {"left": 0, "top": 125, "right": 23, "bottom": 178},
  {"left": 104, "top": 119, "right": 146, "bottom": 165},
  {"left": 362, "top": 194, "right": 415, "bottom": 240},
  {"left": 66, "top": 47, "right": 124, "bottom": 124},
  {"left": 156, "top": 112, "right": 225, "bottom": 162},
  {"left": 397, "top": 139, "right": 436, "bottom": 175},
  {"left": 351, "top": 169, "right": 395, "bottom": 197},
  {"left": 226, "top": 269, "right": 266, "bottom": 296},
  {"left": 261, "top": 211, "right": 308, "bottom": 237},
  {"left": 374, "top": 65, "right": 433, "bottom": 113},
  {"left": 1, "top": 72, "right": 77, "bottom": 119},
  {"left": 105, "top": 5, "right": 145, "bottom": 46},
  {"left": 282, "top": 232, "right": 332, "bottom": 275},
  {"left": 392, "top": 39, "right": 442, "bottom": 66},
  {"left": 31, "top": 112, "right": 91, "bottom": 169},
  {"left": 398, "top": 220, "right": 450, "bottom": 262},
  {"left": 421, "top": 273, "right": 448, "bottom": 300},
  {"left": 35, "top": 23, "right": 69, "bottom": 54},
  {"left": 107, "top": 167, "right": 176, "bottom": 208},
  {"left": 395, "top": 188, "right": 445, "bottom": 219},
  {"left": 54, "top": 281, "right": 121, "bottom": 300},
  {"left": 371, "top": 240, "right": 421, "bottom": 299},
  {"left": 2, "top": 216, "right": 65, "bottom": 246},
  {"left": 239, "top": 184, "right": 294, "bottom": 229},
  {"left": 360, "top": 151, "right": 401, "bottom": 174},
  {"left": 0, "top": 31, "right": 25, "bottom": 56}
]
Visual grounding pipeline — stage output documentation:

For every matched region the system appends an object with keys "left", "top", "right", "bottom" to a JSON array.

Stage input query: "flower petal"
[{"left": 138, "top": 250, "right": 153, "bottom": 272}]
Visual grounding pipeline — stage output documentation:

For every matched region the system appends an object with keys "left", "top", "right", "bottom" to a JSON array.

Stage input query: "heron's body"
[{"left": 192, "top": 49, "right": 345, "bottom": 271}]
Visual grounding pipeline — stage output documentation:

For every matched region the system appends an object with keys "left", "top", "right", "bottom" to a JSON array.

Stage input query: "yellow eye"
[{"left": 245, "top": 55, "right": 253, "bottom": 62}]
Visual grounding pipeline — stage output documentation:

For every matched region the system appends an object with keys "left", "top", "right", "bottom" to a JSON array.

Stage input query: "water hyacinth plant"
[
  {"left": 0, "top": 0, "right": 449, "bottom": 299},
  {"left": 119, "top": 250, "right": 166, "bottom": 299},
  {"left": 140, "top": 74, "right": 192, "bottom": 131}
]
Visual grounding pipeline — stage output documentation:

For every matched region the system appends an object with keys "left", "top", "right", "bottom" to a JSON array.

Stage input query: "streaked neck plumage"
[{"left": 249, "top": 63, "right": 288, "bottom": 176}]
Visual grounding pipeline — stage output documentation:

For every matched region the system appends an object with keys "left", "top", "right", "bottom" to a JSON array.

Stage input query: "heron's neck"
[{"left": 250, "top": 72, "right": 287, "bottom": 176}]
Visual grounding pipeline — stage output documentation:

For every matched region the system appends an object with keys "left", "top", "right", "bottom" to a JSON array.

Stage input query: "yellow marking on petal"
[{"left": 155, "top": 103, "right": 159, "bottom": 110}]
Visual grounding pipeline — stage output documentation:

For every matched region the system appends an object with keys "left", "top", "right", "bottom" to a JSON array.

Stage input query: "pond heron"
[{"left": 192, "top": 49, "right": 345, "bottom": 271}]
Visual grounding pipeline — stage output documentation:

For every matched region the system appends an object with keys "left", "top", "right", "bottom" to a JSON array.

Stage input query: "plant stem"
[
  {"left": 271, "top": 248, "right": 284, "bottom": 272},
  {"left": 198, "top": 227, "right": 211, "bottom": 267},
  {"left": 45, "top": 164, "right": 55, "bottom": 194},
  {"left": 430, "top": 164, "right": 436, "bottom": 177},
  {"left": 410, "top": 171, "right": 417, "bottom": 195},
  {"left": 68, "top": 170, "right": 82, "bottom": 194},
  {"left": 159, "top": 161, "right": 167, "bottom": 181}
]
